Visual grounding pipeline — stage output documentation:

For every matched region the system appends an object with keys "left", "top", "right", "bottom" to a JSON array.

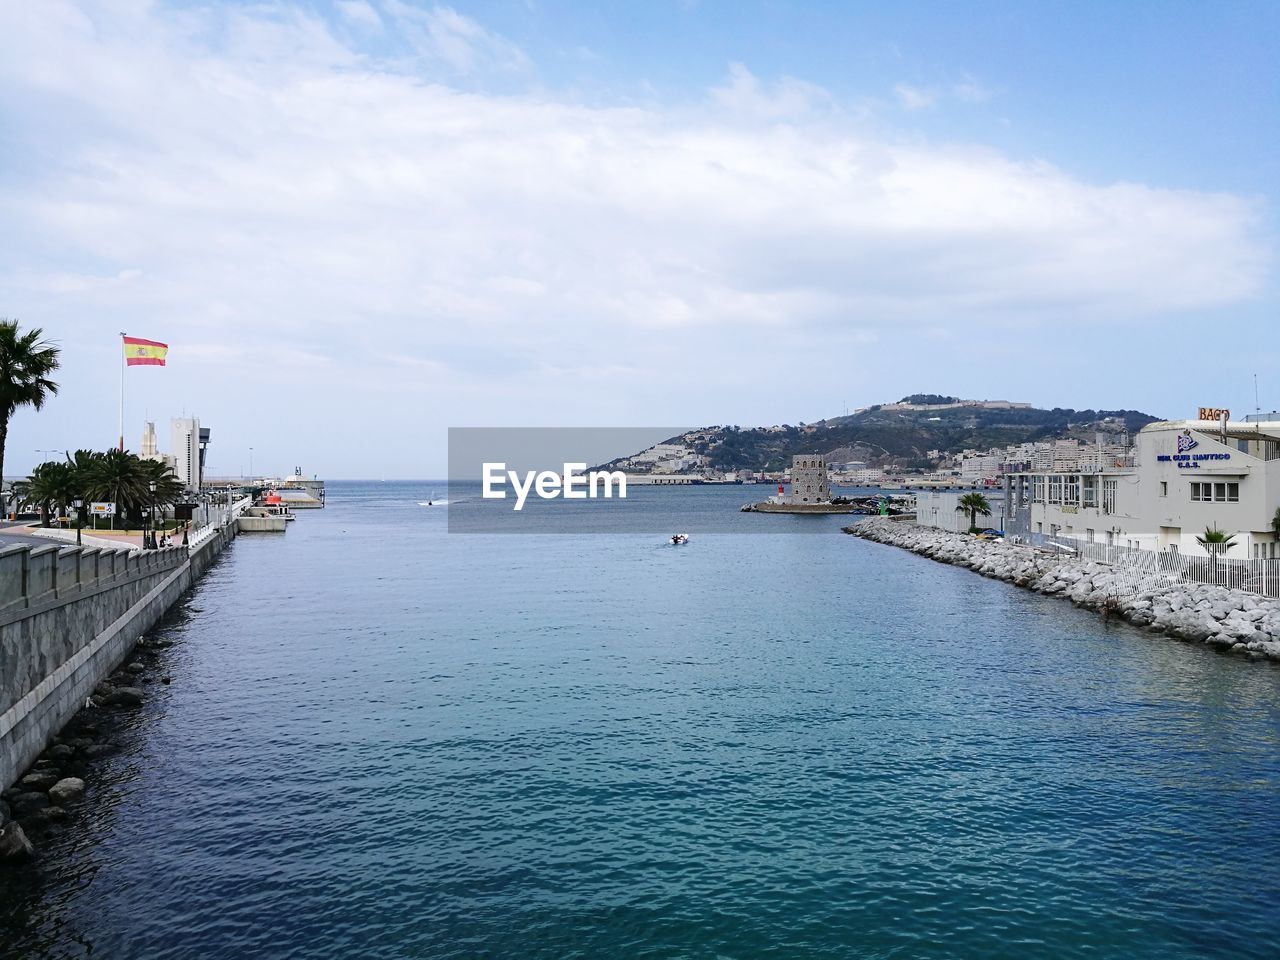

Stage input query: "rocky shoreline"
[
  {"left": 0, "top": 630, "right": 181, "bottom": 863},
  {"left": 845, "top": 519, "right": 1280, "bottom": 662}
]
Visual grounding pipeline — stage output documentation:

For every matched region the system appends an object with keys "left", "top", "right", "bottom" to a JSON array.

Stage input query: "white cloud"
[
  {"left": 0, "top": 1, "right": 1269, "bottom": 472},
  {"left": 896, "top": 76, "right": 999, "bottom": 110},
  {"left": 894, "top": 83, "right": 937, "bottom": 111},
  {"left": 952, "top": 75, "right": 995, "bottom": 103},
  {"left": 381, "top": 1, "right": 530, "bottom": 73},
  {"left": 713, "top": 62, "right": 835, "bottom": 118},
  {"left": 336, "top": 1, "right": 381, "bottom": 28}
]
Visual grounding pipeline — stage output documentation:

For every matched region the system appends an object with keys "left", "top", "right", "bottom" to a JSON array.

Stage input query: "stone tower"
[{"left": 789, "top": 454, "right": 830, "bottom": 504}]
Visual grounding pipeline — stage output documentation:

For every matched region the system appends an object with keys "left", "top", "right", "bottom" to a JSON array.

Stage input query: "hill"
[{"left": 606, "top": 401, "right": 1159, "bottom": 474}]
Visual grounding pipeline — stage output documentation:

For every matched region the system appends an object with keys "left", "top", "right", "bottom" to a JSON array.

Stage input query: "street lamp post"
[
  {"left": 148, "top": 480, "right": 158, "bottom": 549},
  {"left": 72, "top": 498, "right": 83, "bottom": 547},
  {"left": 249, "top": 447, "right": 254, "bottom": 481}
]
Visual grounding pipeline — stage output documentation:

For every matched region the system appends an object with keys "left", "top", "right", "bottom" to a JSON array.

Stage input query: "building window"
[
  {"left": 1064, "top": 475, "right": 1079, "bottom": 504},
  {"left": 1191, "top": 481, "right": 1241, "bottom": 503},
  {"left": 1102, "top": 479, "right": 1117, "bottom": 515},
  {"left": 1049, "top": 475, "right": 1063, "bottom": 503},
  {"left": 1083, "top": 476, "right": 1098, "bottom": 507},
  {"left": 1160, "top": 481, "right": 1167, "bottom": 497}
]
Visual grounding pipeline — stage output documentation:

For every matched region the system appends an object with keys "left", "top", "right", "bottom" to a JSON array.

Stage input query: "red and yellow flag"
[{"left": 123, "top": 336, "right": 168, "bottom": 366}]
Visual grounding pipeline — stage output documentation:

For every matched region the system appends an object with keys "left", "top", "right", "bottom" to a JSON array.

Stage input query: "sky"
[{"left": 0, "top": 0, "right": 1276, "bottom": 478}]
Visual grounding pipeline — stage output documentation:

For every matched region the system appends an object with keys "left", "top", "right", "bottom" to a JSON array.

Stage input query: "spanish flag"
[{"left": 123, "top": 336, "right": 168, "bottom": 366}]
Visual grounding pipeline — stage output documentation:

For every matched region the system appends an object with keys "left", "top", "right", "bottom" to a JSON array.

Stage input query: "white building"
[
  {"left": 1004, "top": 418, "right": 1280, "bottom": 559},
  {"left": 139, "top": 421, "right": 177, "bottom": 472},
  {"left": 957, "top": 452, "right": 1001, "bottom": 479},
  {"left": 916, "top": 489, "right": 1008, "bottom": 533},
  {"left": 170, "top": 417, "right": 202, "bottom": 491}
]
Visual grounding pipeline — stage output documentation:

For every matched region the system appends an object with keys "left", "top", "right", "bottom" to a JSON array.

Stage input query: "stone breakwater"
[
  {"left": 845, "top": 519, "right": 1280, "bottom": 663},
  {"left": 0, "top": 632, "right": 178, "bottom": 862}
]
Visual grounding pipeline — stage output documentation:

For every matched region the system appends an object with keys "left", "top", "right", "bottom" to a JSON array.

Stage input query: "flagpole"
[{"left": 119, "top": 331, "right": 126, "bottom": 451}]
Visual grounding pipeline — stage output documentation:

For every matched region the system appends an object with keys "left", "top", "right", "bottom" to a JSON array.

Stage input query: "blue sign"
[{"left": 1156, "top": 452, "right": 1231, "bottom": 469}]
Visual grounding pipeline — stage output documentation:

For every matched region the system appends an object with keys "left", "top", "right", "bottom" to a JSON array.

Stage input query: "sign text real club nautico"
[{"left": 482, "top": 463, "right": 627, "bottom": 511}]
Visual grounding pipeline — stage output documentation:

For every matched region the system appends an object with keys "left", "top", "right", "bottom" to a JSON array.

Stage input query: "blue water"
[{"left": 4, "top": 480, "right": 1280, "bottom": 958}]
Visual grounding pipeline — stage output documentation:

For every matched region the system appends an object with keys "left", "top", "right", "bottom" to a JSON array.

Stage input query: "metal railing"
[
  {"left": 188, "top": 497, "right": 252, "bottom": 549},
  {"left": 1012, "top": 531, "right": 1280, "bottom": 599}
]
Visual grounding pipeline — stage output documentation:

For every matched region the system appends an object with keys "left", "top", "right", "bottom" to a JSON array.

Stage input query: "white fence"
[
  {"left": 1014, "top": 531, "right": 1280, "bottom": 599},
  {"left": 189, "top": 497, "right": 252, "bottom": 549}
]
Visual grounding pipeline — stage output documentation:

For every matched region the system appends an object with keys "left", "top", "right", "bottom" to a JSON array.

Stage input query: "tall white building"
[
  {"left": 139, "top": 421, "right": 177, "bottom": 471},
  {"left": 171, "top": 417, "right": 201, "bottom": 490},
  {"left": 140, "top": 421, "right": 159, "bottom": 458}
]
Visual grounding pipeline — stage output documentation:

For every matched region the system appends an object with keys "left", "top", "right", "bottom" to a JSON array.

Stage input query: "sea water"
[{"left": 3, "top": 480, "right": 1280, "bottom": 958}]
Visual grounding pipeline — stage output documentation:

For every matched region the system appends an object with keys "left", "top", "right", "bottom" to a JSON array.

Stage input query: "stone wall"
[{"left": 0, "top": 523, "right": 237, "bottom": 790}]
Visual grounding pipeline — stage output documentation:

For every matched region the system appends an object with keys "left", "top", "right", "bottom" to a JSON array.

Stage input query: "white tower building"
[
  {"left": 140, "top": 421, "right": 159, "bottom": 458},
  {"left": 170, "top": 417, "right": 201, "bottom": 490}
]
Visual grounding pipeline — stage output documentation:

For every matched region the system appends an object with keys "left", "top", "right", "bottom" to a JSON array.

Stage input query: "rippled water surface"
[{"left": 4, "top": 481, "right": 1280, "bottom": 958}]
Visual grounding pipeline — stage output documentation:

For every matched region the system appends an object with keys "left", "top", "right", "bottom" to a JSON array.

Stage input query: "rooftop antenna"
[{"left": 1255, "top": 373, "right": 1261, "bottom": 415}]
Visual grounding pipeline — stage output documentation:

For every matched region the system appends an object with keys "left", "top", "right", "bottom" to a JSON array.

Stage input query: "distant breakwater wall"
[
  {"left": 0, "top": 525, "right": 237, "bottom": 792},
  {"left": 846, "top": 519, "right": 1280, "bottom": 662}
]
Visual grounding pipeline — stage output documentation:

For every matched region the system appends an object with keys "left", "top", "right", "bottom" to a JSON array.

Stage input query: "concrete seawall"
[{"left": 0, "top": 523, "right": 237, "bottom": 791}]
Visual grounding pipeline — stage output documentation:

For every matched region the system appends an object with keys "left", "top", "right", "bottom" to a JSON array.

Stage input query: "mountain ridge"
[{"left": 605, "top": 398, "right": 1160, "bottom": 474}]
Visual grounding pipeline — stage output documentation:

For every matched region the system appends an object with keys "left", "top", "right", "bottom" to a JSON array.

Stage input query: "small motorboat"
[{"left": 670, "top": 533, "right": 689, "bottom": 545}]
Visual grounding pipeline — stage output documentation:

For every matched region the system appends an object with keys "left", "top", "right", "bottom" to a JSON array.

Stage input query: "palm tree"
[
  {"left": 81, "top": 448, "right": 185, "bottom": 528},
  {"left": 1197, "top": 524, "right": 1238, "bottom": 586},
  {"left": 139, "top": 457, "right": 185, "bottom": 536},
  {"left": 956, "top": 492, "right": 992, "bottom": 532},
  {"left": 83, "top": 449, "right": 152, "bottom": 526},
  {"left": 0, "top": 320, "right": 60, "bottom": 517},
  {"left": 13, "top": 460, "right": 74, "bottom": 526},
  {"left": 65, "top": 449, "right": 105, "bottom": 531},
  {"left": 1197, "top": 525, "right": 1237, "bottom": 550}
]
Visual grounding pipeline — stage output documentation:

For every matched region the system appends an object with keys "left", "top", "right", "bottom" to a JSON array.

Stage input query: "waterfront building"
[
  {"left": 140, "top": 421, "right": 158, "bottom": 458},
  {"left": 170, "top": 417, "right": 202, "bottom": 491},
  {"left": 916, "top": 489, "right": 1009, "bottom": 533},
  {"left": 139, "top": 421, "right": 177, "bottom": 472},
  {"left": 1004, "top": 418, "right": 1280, "bottom": 559}
]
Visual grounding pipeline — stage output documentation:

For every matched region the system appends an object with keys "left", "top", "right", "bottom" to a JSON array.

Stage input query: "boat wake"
[{"left": 418, "top": 500, "right": 449, "bottom": 507}]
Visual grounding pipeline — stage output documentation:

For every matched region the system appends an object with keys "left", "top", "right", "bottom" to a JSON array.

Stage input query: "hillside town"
[{"left": 612, "top": 400, "right": 1136, "bottom": 490}]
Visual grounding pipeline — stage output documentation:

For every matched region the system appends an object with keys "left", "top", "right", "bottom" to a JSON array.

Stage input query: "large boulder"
[
  {"left": 43, "top": 743, "right": 75, "bottom": 764},
  {"left": 0, "top": 822, "right": 34, "bottom": 861},
  {"left": 48, "top": 778, "right": 86, "bottom": 806},
  {"left": 19, "top": 771, "right": 60, "bottom": 793},
  {"left": 9, "top": 792, "right": 50, "bottom": 819},
  {"left": 104, "top": 687, "right": 145, "bottom": 708}
]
